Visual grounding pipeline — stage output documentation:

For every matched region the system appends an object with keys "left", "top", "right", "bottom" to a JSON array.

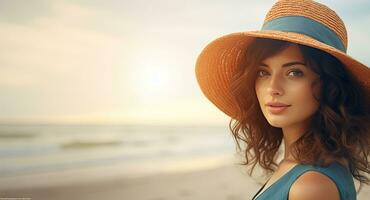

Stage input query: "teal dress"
[{"left": 252, "top": 161, "right": 357, "bottom": 200}]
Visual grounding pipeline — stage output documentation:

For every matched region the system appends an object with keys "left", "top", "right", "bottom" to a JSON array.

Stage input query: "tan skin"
[{"left": 253, "top": 44, "right": 349, "bottom": 200}]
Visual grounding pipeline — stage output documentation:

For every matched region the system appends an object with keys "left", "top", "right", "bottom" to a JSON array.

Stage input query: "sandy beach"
[
  {"left": 1, "top": 158, "right": 369, "bottom": 200},
  {"left": 0, "top": 157, "right": 260, "bottom": 200}
]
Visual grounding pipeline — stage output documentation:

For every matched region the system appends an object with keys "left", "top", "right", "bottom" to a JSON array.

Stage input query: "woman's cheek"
[{"left": 289, "top": 81, "right": 320, "bottom": 117}]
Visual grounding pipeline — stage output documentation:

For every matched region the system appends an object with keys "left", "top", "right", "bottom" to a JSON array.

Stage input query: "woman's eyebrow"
[{"left": 260, "top": 61, "right": 306, "bottom": 68}]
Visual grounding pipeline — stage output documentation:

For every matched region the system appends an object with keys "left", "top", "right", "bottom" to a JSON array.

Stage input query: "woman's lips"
[{"left": 267, "top": 105, "right": 290, "bottom": 114}]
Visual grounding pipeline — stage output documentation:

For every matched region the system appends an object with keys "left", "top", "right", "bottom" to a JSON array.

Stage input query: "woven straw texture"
[{"left": 264, "top": 0, "right": 347, "bottom": 49}]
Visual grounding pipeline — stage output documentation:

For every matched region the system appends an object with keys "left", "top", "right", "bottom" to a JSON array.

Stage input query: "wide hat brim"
[{"left": 195, "top": 30, "right": 370, "bottom": 119}]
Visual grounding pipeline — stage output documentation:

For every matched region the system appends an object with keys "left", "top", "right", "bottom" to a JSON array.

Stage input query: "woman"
[{"left": 195, "top": 0, "right": 369, "bottom": 199}]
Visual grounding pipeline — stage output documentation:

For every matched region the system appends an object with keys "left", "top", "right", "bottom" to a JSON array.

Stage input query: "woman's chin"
[{"left": 266, "top": 118, "right": 289, "bottom": 128}]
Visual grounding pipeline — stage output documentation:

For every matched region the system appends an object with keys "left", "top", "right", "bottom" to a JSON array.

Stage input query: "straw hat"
[{"left": 195, "top": 0, "right": 370, "bottom": 120}]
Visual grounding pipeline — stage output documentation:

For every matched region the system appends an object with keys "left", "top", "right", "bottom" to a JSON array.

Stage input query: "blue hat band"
[{"left": 261, "top": 16, "right": 346, "bottom": 53}]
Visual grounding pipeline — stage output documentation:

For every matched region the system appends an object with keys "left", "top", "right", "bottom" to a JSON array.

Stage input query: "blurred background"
[{"left": 0, "top": 0, "right": 369, "bottom": 199}]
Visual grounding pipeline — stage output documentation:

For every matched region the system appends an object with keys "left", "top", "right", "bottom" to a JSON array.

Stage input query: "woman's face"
[{"left": 255, "top": 44, "right": 321, "bottom": 128}]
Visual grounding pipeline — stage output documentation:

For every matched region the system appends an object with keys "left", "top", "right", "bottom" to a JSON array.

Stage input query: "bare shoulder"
[{"left": 288, "top": 171, "right": 340, "bottom": 200}]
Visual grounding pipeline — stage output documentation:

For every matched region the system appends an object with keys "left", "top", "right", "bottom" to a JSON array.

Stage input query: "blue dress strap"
[{"left": 253, "top": 161, "right": 356, "bottom": 200}]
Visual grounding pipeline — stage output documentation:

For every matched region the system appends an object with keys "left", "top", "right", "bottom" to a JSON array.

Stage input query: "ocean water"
[{"left": 0, "top": 124, "right": 235, "bottom": 178}]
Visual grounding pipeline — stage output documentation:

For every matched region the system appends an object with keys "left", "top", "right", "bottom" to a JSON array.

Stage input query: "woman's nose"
[{"left": 267, "top": 75, "right": 284, "bottom": 96}]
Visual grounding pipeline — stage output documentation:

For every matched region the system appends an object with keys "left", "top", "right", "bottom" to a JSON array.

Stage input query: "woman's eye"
[
  {"left": 288, "top": 70, "right": 304, "bottom": 77},
  {"left": 257, "top": 70, "right": 269, "bottom": 77}
]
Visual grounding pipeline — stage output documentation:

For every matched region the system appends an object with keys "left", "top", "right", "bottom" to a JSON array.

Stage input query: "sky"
[{"left": 0, "top": 0, "right": 369, "bottom": 126}]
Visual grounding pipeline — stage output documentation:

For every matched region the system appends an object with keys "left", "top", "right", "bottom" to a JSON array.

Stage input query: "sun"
[
  {"left": 142, "top": 66, "right": 167, "bottom": 89},
  {"left": 132, "top": 57, "right": 174, "bottom": 101}
]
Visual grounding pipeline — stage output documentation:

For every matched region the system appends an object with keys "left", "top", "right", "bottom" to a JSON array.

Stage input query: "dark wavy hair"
[{"left": 228, "top": 37, "right": 370, "bottom": 192}]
